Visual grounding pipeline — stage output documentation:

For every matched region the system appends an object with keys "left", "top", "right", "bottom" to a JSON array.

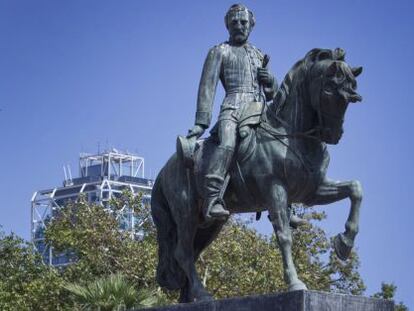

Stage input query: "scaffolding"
[{"left": 31, "top": 149, "right": 153, "bottom": 266}]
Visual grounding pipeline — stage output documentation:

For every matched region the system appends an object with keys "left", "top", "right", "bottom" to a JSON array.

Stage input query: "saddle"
[{"left": 177, "top": 101, "right": 264, "bottom": 169}]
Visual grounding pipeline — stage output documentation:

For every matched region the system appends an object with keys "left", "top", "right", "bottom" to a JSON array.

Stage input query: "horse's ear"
[
  {"left": 352, "top": 66, "right": 363, "bottom": 77},
  {"left": 326, "top": 61, "right": 338, "bottom": 77},
  {"left": 333, "top": 48, "right": 346, "bottom": 61}
]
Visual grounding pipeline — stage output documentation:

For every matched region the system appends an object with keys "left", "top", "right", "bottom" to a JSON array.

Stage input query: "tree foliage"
[
  {"left": 373, "top": 283, "right": 409, "bottom": 311},
  {"left": 43, "top": 192, "right": 366, "bottom": 301},
  {"left": 44, "top": 193, "right": 158, "bottom": 289},
  {"left": 0, "top": 191, "right": 407, "bottom": 309},
  {"left": 0, "top": 229, "right": 65, "bottom": 311}
]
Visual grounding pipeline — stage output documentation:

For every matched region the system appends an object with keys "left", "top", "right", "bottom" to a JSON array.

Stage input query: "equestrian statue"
[{"left": 151, "top": 4, "right": 363, "bottom": 303}]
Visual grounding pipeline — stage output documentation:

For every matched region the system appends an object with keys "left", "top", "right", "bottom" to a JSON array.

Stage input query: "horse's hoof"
[
  {"left": 288, "top": 280, "right": 307, "bottom": 291},
  {"left": 290, "top": 215, "right": 308, "bottom": 229},
  {"left": 195, "top": 293, "right": 213, "bottom": 302},
  {"left": 334, "top": 233, "right": 353, "bottom": 261}
]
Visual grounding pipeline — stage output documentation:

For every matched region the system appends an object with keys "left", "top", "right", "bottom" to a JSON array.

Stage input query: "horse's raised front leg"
[
  {"left": 307, "top": 178, "right": 362, "bottom": 260},
  {"left": 267, "top": 183, "right": 307, "bottom": 291},
  {"left": 174, "top": 216, "right": 212, "bottom": 303}
]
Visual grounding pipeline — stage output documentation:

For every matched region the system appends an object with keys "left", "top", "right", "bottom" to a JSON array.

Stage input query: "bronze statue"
[
  {"left": 152, "top": 4, "right": 363, "bottom": 304},
  {"left": 185, "top": 4, "right": 277, "bottom": 219}
]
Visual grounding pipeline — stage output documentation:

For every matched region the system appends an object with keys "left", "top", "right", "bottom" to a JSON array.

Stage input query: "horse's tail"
[{"left": 151, "top": 169, "right": 186, "bottom": 290}]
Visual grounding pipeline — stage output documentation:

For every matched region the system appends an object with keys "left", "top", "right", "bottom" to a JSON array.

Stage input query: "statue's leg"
[
  {"left": 267, "top": 183, "right": 307, "bottom": 291},
  {"left": 174, "top": 215, "right": 212, "bottom": 302},
  {"left": 306, "top": 178, "right": 362, "bottom": 260},
  {"left": 202, "top": 118, "right": 237, "bottom": 219}
]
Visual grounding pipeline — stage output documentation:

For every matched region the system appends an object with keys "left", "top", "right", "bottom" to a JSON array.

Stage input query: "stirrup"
[
  {"left": 209, "top": 203, "right": 230, "bottom": 218},
  {"left": 205, "top": 198, "right": 230, "bottom": 219}
]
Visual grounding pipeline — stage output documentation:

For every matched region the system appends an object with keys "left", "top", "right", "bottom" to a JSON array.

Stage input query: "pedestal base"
[{"left": 141, "top": 290, "right": 394, "bottom": 311}]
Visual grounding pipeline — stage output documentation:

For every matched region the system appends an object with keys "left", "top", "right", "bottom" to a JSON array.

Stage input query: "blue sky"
[{"left": 0, "top": 0, "right": 413, "bottom": 307}]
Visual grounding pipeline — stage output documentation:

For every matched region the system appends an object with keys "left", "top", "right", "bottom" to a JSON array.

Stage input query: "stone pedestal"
[{"left": 141, "top": 290, "right": 394, "bottom": 311}]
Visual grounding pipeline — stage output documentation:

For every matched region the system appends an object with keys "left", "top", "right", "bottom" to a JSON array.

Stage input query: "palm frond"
[{"left": 65, "top": 273, "right": 159, "bottom": 310}]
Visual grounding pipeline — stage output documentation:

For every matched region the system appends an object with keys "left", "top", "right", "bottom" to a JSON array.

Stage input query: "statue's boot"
[{"left": 202, "top": 146, "right": 233, "bottom": 219}]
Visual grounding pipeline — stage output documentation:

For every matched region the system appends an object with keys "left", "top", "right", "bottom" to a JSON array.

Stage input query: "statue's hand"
[
  {"left": 187, "top": 124, "right": 206, "bottom": 139},
  {"left": 257, "top": 67, "right": 274, "bottom": 87}
]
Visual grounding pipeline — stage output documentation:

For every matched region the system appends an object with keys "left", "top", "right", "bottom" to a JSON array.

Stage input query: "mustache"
[{"left": 232, "top": 30, "right": 247, "bottom": 35}]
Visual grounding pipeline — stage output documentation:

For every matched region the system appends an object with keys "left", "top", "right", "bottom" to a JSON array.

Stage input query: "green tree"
[
  {"left": 44, "top": 193, "right": 158, "bottom": 289},
  {"left": 0, "top": 229, "right": 65, "bottom": 310},
  {"left": 44, "top": 192, "right": 365, "bottom": 303},
  {"left": 1, "top": 193, "right": 401, "bottom": 309},
  {"left": 373, "top": 283, "right": 408, "bottom": 311}
]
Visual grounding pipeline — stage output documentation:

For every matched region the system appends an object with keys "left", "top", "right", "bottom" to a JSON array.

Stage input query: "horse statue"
[{"left": 151, "top": 48, "right": 363, "bottom": 303}]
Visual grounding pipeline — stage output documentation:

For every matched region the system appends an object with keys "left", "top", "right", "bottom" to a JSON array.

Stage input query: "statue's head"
[
  {"left": 225, "top": 4, "right": 255, "bottom": 45},
  {"left": 307, "top": 48, "right": 363, "bottom": 144}
]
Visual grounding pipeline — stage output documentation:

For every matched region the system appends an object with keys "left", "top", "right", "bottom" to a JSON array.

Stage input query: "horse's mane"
[
  {"left": 272, "top": 58, "right": 305, "bottom": 114},
  {"left": 272, "top": 48, "right": 345, "bottom": 115}
]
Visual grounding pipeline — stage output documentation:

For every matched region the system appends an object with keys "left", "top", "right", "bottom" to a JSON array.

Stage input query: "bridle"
[{"left": 260, "top": 59, "right": 347, "bottom": 143}]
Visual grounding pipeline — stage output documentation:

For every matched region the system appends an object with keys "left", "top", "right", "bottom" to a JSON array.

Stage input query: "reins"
[{"left": 259, "top": 118, "right": 321, "bottom": 141}]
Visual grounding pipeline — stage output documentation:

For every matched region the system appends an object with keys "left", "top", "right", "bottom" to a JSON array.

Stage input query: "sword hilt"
[{"left": 262, "top": 54, "right": 270, "bottom": 68}]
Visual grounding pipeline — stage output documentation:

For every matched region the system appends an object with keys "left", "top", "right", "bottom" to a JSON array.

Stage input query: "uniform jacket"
[{"left": 195, "top": 42, "right": 276, "bottom": 127}]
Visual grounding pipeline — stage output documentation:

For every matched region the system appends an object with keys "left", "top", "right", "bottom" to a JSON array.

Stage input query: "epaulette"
[
  {"left": 215, "top": 42, "right": 230, "bottom": 50},
  {"left": 209, "top": 42, "right": 230, "bottom": 56}
]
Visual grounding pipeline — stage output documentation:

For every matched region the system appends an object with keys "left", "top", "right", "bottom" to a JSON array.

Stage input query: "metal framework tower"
[{"left": 31, "top": 149, "right": 153, "bottom": 266}]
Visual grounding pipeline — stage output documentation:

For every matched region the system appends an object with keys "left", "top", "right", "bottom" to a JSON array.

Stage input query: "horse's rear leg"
[
  {"left": 174, "top": 212, "right": 212, "bottom": 302},
  {"left": 307, "top": 178, "right": 362, "bottom": 260},
  {"left": 267, "top": 183, "right": 307, "bottom": 291},
  {"left": 177, "top": 221, "right": 225, "bottom": 302},
  {"left": 178, "top": 280, "right": 191, "bottom": 304},
  {"left": 194, "top": 220, "right": 226, "bottom": 260}
]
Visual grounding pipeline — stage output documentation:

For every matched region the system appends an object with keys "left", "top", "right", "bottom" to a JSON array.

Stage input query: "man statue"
[{"left": 187, "top": 4, "right": 277, "bottom": 219}]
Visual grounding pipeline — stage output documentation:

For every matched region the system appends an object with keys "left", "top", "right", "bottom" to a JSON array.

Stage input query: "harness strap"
[{"left": 259, "top": 119, "right": 320, "bottom": 140}]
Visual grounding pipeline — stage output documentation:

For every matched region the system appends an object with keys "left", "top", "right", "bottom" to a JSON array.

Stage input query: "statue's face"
[{"left": 227, "top": 10, "right": 251, "bottom": 45}]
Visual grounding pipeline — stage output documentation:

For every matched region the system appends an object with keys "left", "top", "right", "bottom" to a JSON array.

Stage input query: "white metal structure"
[{"left": 31, "top": 149, "right": 153, "bottom": 266}]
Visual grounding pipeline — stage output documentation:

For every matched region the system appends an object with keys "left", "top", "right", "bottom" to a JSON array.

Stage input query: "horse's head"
[{"left": 307, "top": 48, "right": 363, "bottom": 144}]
